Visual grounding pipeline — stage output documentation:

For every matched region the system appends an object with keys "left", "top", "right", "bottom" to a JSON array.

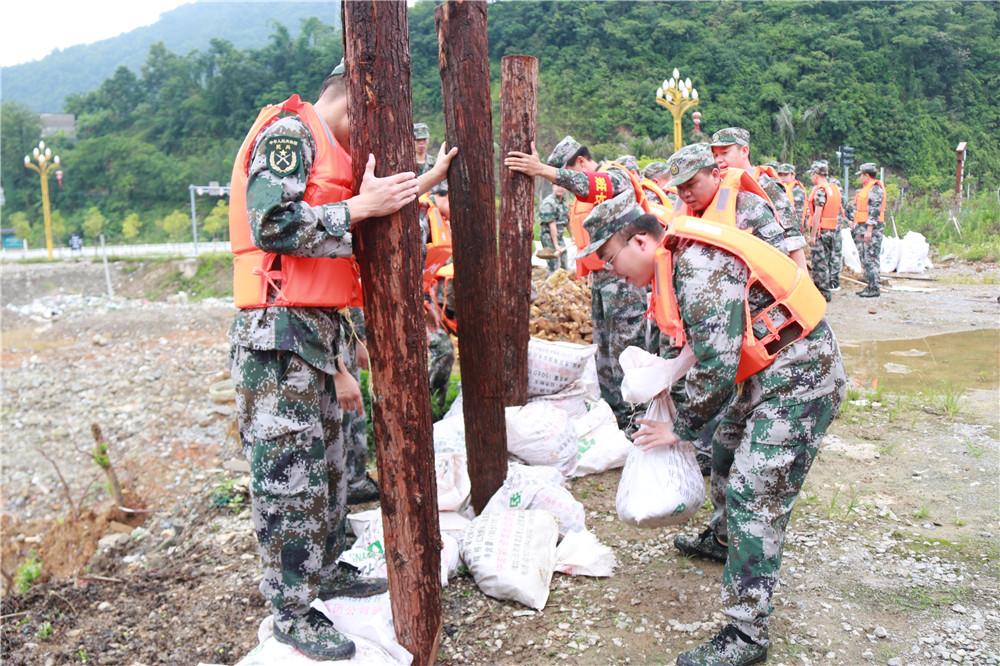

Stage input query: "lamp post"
[
  {"left": 655, "top": 67, "right": 700, "bottom": 153},
  {"left": 23, "top": 141, "right": 61, "bottom": 259}
]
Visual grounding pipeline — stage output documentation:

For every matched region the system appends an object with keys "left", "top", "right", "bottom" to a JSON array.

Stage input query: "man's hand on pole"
[
  {"left": 348, "top": 154, "right": 420, "bottom": 223},
  {"left": 505, "top": 141, "right": 558, "bottom": 182}
]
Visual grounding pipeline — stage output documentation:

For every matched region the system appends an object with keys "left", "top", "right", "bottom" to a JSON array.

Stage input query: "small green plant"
[
  {"left": 76, "top": 647, "right": 89, "bottom": 663},
  {"left": 210, "top": 479, "right": 246, "bottom": 513},
  {"left": 954, "top": 517, "right": 967, "bottom": 527},
  {"left": 914, "top": 504, "right": 931, "bottom": 520},
  {"left": 964, "top": 441, "right": 984, "bottom": 459},
  {"left": 846, "top": 387, "right": 862, "bottom": 401},
  {"left": 825, "top": 488, "right": 841, "bottom": 519},
  {"left": 878, "top": 440, "right": 898, "bottom": 456},
  {"left": 14, "top": 552, "right": 42, "bottom": 594},
  {"left": 36, "top": 621, "right": 54, "bottom": 639},
  {"left": 939, "top": 384, "right": 962, "bottom": 417}
]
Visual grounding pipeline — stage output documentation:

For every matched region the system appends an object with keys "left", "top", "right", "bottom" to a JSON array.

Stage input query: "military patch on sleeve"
[{"left": 265, "top": 136, "right": 302, "bottom": 177}]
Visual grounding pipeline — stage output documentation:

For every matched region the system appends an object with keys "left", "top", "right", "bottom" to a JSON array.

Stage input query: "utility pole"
[
  {"left": 498, "top": 55, "right": 538, "bottom": 406},
  {"left": 343, "top": 2, "right": 442, "bottom": 663}
]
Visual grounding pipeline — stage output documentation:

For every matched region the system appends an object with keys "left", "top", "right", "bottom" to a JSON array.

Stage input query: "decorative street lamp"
[
  {"left": 23, "top": 140, "right": 62, "bottom": 259},
  {"left": 655, "top": 67, "right": 700, "bottom": 153}
]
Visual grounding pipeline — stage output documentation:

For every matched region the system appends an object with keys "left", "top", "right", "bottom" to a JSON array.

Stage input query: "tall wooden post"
[
  {"left": 342, "top": 2, "right": 442, "bottom": 663},
  {"left": 498, "top": 55, "right": 538, "bottom": 407},
  {"left": 436, "top": 0, "right": 508, "bottom": 513}
]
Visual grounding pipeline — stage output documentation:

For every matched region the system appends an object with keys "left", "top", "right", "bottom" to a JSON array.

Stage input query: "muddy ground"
[{"left": 1, "top": 258, "right": 998, "bottom": 665}]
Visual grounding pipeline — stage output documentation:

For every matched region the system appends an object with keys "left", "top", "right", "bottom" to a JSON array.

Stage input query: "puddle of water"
[{"left": 839, "top": 329, "right": 1000, "bottom": 393}]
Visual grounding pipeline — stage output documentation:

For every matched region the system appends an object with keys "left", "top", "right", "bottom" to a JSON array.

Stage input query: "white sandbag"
[
  {"left": 571, "top": 400, "right": 631, "bottom": 477},
  {"left": 527, "top": 338, "right": 597, "bottom": 397},
  {"left": 554, "top": 529, "right": 618, "bottom": 577},
  {"left": 440, "top": 533, "right": 461, "bottom": 585},
  {"left": 880, "top": 235, "right": 901, "bottom": 273},
  {"left": 460, "top": 509, "right": 559, "bottom": 610},
  {"left": 528, "top": 381, "right": 589, "bottom": 418},
  {"left": 483, "top": 463, "right": 585, "bottom": 536},
  {"left": 443, "top": 388, "right": 463, "bottom": 420},
  {"left": 240, "top": 621, "right": 405, "bottom": 666},
  {"left": 579, "top": 354, "right": 600, "bottom": 400},
  {"left": 619, "top": 345, "right": 696, "bottom": 404},
  {"left": 438, "top": 511, "right": 473, "bottom": 542},
  {"left": 432, "top": 415, "right": 466, "bottom": 455},
  {"left": 339, "top": 516, "right": 457, "bottom": 584},
  {"left": 347, "top": 508, "right": 382, "bottom": 539},
  {"left": 897, "top": 231, "right": 933, "bottom": 273},
  {"left": 314, "top": 594, "right": 412, "bottom": 665},
  {"left": 840, "top": 228, "right": 863, "bottom": 274},
  {"left": 615, "top": 395, "right": 704, "bottom": 527},
  {"left": 504, "top": 402, "right": 578, "bottom": 476},
  {"left": 435, "top": 451, "right": 471, "bottom": 512}
]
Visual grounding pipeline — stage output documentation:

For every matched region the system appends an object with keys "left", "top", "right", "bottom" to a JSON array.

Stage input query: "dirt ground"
[{"left": 1, "top": 258, "right": 998, "bottom": 665}]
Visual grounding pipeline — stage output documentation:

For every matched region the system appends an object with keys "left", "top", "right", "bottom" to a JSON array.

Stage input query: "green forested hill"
[
  {"left": 2, "top": 0, "right": 997, "bottom": 248},
  {"left": 0, "top": 0, "right": 340, "bottom": 113}
]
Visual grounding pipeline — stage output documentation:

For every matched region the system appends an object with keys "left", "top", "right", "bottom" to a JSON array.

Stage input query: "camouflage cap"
[
  {"left": 776, "top": 163, "right": 795, "bottom": 174},
  {"left": 413, "top": 123, "right": 430, "bottom": 140},
  {"left": 710, "top": 127, "right": 750, "bottom": 147},
  {"left": 855, "top": 162, "right": 877, "bottom": 176},
  {"left": 809, "top": 160, "right": 829, "bottom": 175},
  {"left": 577, "top": 190, "right": 643, "bottom": 260},
  {"left": 642, "top": 161, "right": 669, "bottom": 180},
  {"left": 665, "top": 143, "right": 717, "bottom": 188},
  {"left": 546, "top": 135, "right": 583, "bottom": 168},
  {"left": 330, "top": 58, "right": 345, "bottom": 77},
  {"left": 614, "top": 155, "right": 639, "bottom": 173}
]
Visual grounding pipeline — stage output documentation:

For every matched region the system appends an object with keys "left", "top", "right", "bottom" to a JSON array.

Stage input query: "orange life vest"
[
  {"left": 651, "top": 216, "right": 826, "bottom": 382},
  {"left": 807, "top": 182, "right": 842, "bottom": 231},
  {"left": 854, "top": 179, "right": 886, "bottom": 225},
  {"left": 752, "top": 165, "right": 779, "bottom": 182},
  {"left": 781, "top": 180, "right": 805, "bottom": 205},
  {"left": 229, "top": 95, "right": 362, "bottom": 309},
  {"left": 566, "top": 162, "right": 654, "bottom": 277},
  {"left": 671, "top": 168, "right": 774, "bottom": 226},
  {"left": 419, "top": 193, "right": 452, "bottom": 247}
]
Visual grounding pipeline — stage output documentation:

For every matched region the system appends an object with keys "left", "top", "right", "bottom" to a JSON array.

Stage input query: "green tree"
[
  {"left": 10, "top": 212, "right": 32, "bottom": 242},
  {"left": 201, "top": 199, "right": 229, "bottom": 239},
  {"left": 0, "top": 102, "right": 42, "bottom": 212},
  {"left": 121, "top": 213, "right": 142, "bottom": 241},
  {"left": 82, "top": 206, "right": 107, "bottom": 240},
  {"left": 160, "top": 210, "right": 190, "bottom": 241}
]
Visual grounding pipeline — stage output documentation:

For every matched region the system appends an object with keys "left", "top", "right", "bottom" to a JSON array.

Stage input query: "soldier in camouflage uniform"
[
  {"left": 229, "top": 61, "right": 454, "bottom": 660},
  {"left": 413, "top": 122, "right": 435, "bottom": 176},
  {"left": 805, "top": 160, "right": 840, "bottom": 302},
  {"left": 710, "top": 128, "right": 808, "bottom": 271},
  {"left": 427, "top": 315, "right": 455, "bottom": 414},
  {"left": 642, "top": 161, "right": 679, "bottom": 207},
  {"left": 828, "top": 177, "right": 848, "bottom": 290},
  {"left": 614, "top": 154, "right": 640, "bottom": 175},
  {"left": 537, "top": 185, "right": 569, "bottom": 273},
  {"left": 506, "top": 136, "right": 650, "bottom": 430},
  {"left": 776, "top": 163, "right": 807, "bottom": 233},
  {"left": 854, "top": 162, "right": 886, "bottom": 297},
  {"left": 577, "top": 164, "right": 846, "bottom": 666},
  {"left": 341, "top": 307, "right": 379, "bottom": 504}
]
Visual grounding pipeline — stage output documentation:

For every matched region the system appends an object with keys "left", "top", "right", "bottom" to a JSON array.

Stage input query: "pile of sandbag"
[{"left": 529, "top": 269, "right": 592, "bottom": 343}]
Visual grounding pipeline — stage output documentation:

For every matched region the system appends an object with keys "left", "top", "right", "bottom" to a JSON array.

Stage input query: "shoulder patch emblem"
[{"left": 265, "top": 136, "right": 302, "bottom": 177}]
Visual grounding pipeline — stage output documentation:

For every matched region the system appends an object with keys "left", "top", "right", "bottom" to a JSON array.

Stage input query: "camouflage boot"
[
  {"left": 347, "top": 474, "right": 380, "bottom": 505},
  {"left": 676, "top": 624, "right": 767, "bottom": 666},
  {"left": 674, "top": 527, "right": 728, "bottom": 563},
  {"left": 273, "top": 608, "right": 356, "bottom": 661},
  {"left": 319, "top": 564, "right": 388, "bottom": 600}
]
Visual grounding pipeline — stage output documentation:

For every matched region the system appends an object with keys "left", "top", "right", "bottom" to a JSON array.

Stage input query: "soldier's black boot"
[
  {"left": 676, "top": 624, "right": 767, "bottom": 666},
  {"left": 674, "top": 527, "right": 728, "bottom": 563},
  {"left": 319, "top": 564, "right": 388, "bottom": 600},
  {"left": 346, "top": 474, "right": 380, "bottom": 505},
  {"left": 857, "top": 287, "right": 879, "bottom": 298},
  {"left": 273, "top": 608, "right": 356, "bottom": 661}
]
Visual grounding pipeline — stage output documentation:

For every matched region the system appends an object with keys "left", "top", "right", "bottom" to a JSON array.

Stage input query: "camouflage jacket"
[
  {"left": 730, "top": 191, "right": 788, "bottom": 254},
  {"left": 228, "top": 112, "right": 356, "bottom": 376},
  {"left": 538, "top": 192, "right": 569, "bottom": 233},
  {"left": 416, "top": 154, "right": 436, "bottom": 176},
  {"left": 555, "top": 164, "right": 632, "bottom": 203},
  {"left": 757, "top": 173, "right": 807, "bottom": 253},
  {"left": 790, "top": 183, "right": 807, "bottom": 226},
  {"left": 670, "top": 240, "right": 846, "bottom": 441}
]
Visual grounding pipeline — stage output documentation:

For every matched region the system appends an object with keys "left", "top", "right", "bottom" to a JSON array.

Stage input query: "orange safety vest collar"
[
  {"left": 229, "top": 95, "right": 362, "bottom": 309},
  {"left": 419, "top": 193, "right": 453, "bottom": 247},
  {"left": 651, "top": 216, "right": 826, "bottom": 382},
  {"left": 807, "top": 181, "right": 842, "bottom": 231},
  {"left": 854, "top": 179, "right": 886, "bottom": 225}
]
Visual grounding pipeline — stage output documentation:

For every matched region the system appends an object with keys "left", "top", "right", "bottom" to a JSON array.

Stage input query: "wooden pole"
[
  {"left": 436, "top": 0, "right": 508, "bottom": 513},
  {"left": 342, "top": 3, "right": 442, "bottom": 663},
  {"left": 498, "top": 55, "right": 538, "bottom": 407}
]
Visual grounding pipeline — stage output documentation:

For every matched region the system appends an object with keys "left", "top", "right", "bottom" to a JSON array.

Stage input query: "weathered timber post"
[
  {"left": 436, "top": 0, "right": 509, "bottom": 513},
  {"left": 498, "top": 55, "right": 538, "bottom": 407},
  {"left": 343, "top": 2, "right": 442, "bottom": 663}
]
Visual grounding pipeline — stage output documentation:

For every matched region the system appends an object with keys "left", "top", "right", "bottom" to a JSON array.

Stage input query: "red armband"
[{"left": 583, "top": 172, "right": 614, "bottom": 204}]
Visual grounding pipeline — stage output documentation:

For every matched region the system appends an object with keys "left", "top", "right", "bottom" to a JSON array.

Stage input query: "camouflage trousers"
[
  {"left": 592, "top": 272, "right": 649, "bottom": 431},
  {"left": 428, "top": 328, "right": 455, "bottom": 413},
  {"left": 856, "top": 224, "right": 884, "bottom": 293},
  {"left": 539, "top": 229, "right": 568, "bottom": 273},
  {"left": 707, "top": 389, "right": 841, "bottom": 646},
  {"left": 231, "top": 346, "right": 347, "bottom": 619},
  {"left": 830, "top": 225, "right": 844, "bottom": 288},
  {"left": 809, "top": 229, "right": 837, "bottom": 300},
  {"left": 340, "top": 340, "right": 371, "bottom": 492}
]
